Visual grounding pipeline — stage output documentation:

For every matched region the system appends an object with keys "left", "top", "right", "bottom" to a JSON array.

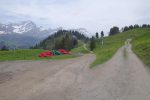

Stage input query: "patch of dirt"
[{"left": 0, "top": 72, "right": 13, "bottom": 84}]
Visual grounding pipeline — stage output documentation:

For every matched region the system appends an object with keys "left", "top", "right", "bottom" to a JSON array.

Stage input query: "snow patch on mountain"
[
  {"left": 0, "top": 31, "right": 5, "bottom": 34},
  {"left": 12, "top": 25, "right": 32, "bottom": 34},
  {"left": 39, "top": 26, "right": 46, "bottom": 31},
  {"left": 13, "top": 25, "right": 24, "bottom": 34},
  {"left": 70, "top": 28, "right": 91, "bottom": 37},
  {"left": 12, "top": 21, "right": 36, "bottom": 34}
]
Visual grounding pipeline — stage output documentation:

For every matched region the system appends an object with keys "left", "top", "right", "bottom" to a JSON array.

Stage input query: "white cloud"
[{"left": 0, "top": 0, "right": 150, "bottom": 35}]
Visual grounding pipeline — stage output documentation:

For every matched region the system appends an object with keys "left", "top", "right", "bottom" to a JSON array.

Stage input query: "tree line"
[
  {"left": 89, "top": 31, "right": 104, "bottom": 51},
  {"left": 54, "top": 34, "right": 78, "bottom": 50},
  {"left": 109, "top": 24, "right": 150, "bottom": 36},
  {"left": 89, "top": 24, "right": 150, "bottom": 51}
]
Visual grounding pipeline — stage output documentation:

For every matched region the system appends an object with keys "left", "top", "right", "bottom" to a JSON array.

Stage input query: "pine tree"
[
  {"left": 61, "top": 37, "right": 65, "bottom": 49},
  {"left": 134, "top": 24, "right": 140, "bottom": 28},
  {"left": 123, "top": 26, "right": 129, "bottom": 32},
  {"left": 109, "top": 26, "right": 120, "bottom": 36},
  {"left": 142, "top": 24, "right": 147, "bottom": 28},
  {"left": 72, "top": 35, "right": 78, "bottom": 47},
  {"left": 101, "top": 31, "right": 104, "bottom": 37},
  {"left": 101, "top": 31, "right": 104, "bottom": 45},
  {"left": 129, "top": 25, "right": 134, "bottom": 30},
  {"left": 90, "top": 36, "right": 96, "bottom": 51},
  {"left": 96, "top": 32, "right": 99, "bottom": 38}
]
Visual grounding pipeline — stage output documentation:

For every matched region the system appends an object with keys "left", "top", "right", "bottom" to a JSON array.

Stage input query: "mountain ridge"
[{"left": 0, "top": 21, "right": 90, "bottom": 49}]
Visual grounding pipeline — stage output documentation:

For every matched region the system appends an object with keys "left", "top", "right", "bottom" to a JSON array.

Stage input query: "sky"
[{"left": 0, "top": 0, "right": 150, "bottom": 34}]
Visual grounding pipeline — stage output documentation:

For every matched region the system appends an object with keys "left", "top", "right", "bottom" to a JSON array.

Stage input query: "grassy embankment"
[
  {"left": 132, "top": 29, "right": 150, "bottom": 66},
  {"left": 71, "top": 41, "right": 90, "bottom": 54},
  {"left": 91, "top": 28, "right": 150, "bottom": 68}
]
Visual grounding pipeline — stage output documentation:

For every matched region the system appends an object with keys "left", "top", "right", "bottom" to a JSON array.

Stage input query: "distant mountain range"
[
  {"left": 0, "top": 21, "right": 62, "bottom": 39},
  {"left": 0, "top": 21, "right": 62, "bottom": 49},
  {"left": 0, "top": 21, "right": 90, "bottom": 49}
]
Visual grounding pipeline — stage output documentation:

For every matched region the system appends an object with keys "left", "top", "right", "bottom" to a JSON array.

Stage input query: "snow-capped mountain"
[
  {"left": 0, "top": 21, "right": 61, "bottom": 49},
  {"left": 12, "top": 21, "right": 37, "bottom": 34},
  {"left": 0, "top": 21, "right": 58, "bottom": 39},
  {"left": 70, "top": 28, "right": 91, "bottom": 37}
]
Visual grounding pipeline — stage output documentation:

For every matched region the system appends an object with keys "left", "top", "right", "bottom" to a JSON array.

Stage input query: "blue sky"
[{"left": 0, "top": 0, "right": 150, "bottom": 34}]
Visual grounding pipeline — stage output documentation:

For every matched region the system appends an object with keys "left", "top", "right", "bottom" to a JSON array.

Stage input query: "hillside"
[
  {"left": 0, "top": 30, "right": 90, "bottom": 61},
  {"left": 91, "top": 28, "right": 150, "bottom": 67},
  {"left": 132, "top": 29, "right": 150, "bottom": 66},
  {"left": 33, "top": 30, "right": 89, "bottom": 50}
]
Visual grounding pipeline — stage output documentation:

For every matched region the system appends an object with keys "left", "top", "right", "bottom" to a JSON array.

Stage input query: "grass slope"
[
  {"left": 132, "top": 31, "right": 150, "bottom": 66},
  {"left": 71, "top": 43, "right": 90, "bottom": 54},
  {"left": 0, "top": 49, "right": 75, "bottom": 61},
  {"left": 91, "top": 28, "right": 150, "bottom": 68}
]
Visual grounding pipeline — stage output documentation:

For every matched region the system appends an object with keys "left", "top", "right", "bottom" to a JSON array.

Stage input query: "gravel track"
[{"left": 0, "top": 41, "right": 150, "bottom": 100}]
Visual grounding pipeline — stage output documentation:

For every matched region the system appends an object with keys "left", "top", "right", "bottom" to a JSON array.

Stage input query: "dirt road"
[{"left": 1, "top": 42, "right": 150, "bottom": 100}]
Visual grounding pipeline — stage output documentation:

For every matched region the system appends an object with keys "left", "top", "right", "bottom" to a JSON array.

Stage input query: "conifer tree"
[
  {"left": 96, "top": 32, "right": 99, "bottom": 38},
  {"left": 90, "top": 36, "right": 96, "bottom": 51}
]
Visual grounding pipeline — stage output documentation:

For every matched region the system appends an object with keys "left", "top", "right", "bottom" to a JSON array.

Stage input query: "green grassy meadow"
[
  {"left": 0, "top": 41, "right": 89, "bottom": 61},
  {"left": 91, "top": 28, "right": 150, "bottom": 68},
  {"left": 0, "top": 49, "right": 76, "bottom": 61},
  {"left": 71, "top": 44, "right": 90, "bottom": 54}
]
